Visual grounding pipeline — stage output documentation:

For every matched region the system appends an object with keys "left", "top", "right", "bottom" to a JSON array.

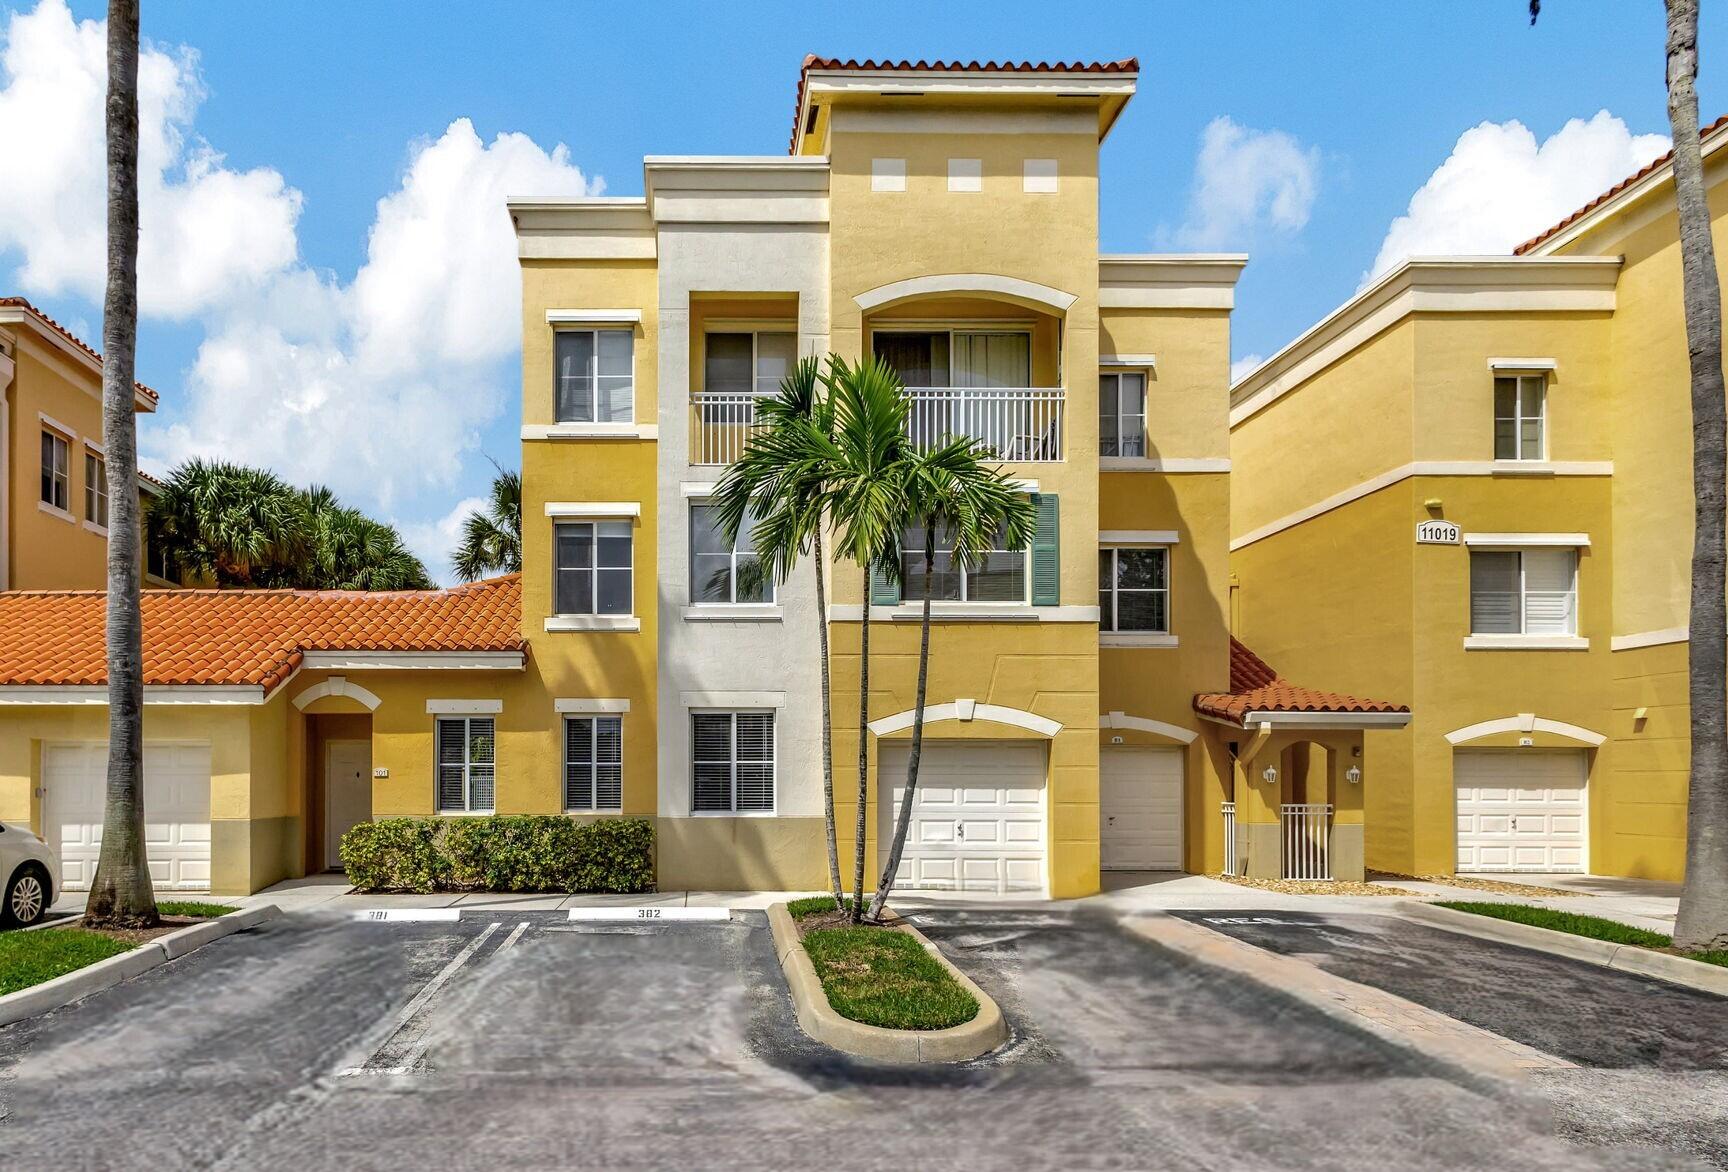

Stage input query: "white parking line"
[
  {"left": 352, "top": 908, "right": 462, "bottom": 922},
  {"left": 567, "top": 907, "right": 731, "bottom": 922},
  {"left": 495, "top": 921, "right": 530, "bottom": 953},
  {"left": 338, "top": 921, "right": 499, "bottom": 1076}
]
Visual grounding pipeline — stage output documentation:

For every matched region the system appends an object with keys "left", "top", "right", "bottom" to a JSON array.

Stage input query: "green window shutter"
[
  {"left": 869, "top": 560, "right": 901, "bottom": 606},
  {"left": 1031, "top": 493, "right": 1060, "bottom": 606}
]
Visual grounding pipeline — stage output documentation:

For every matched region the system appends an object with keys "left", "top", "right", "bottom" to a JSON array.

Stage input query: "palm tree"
[
  {"left": 819, "top": 355, "right": 917, "bottom": 923},
  {"left": 868, "top": 442, "right": 1034, "bottom": 921},
  {"left": 1662, "top": 0, "right": 1728, "bottom": 952},
  {"left": 301, "top": 487, "right": 433, "bottom": 590},
  {"left": 146, "top": 460, "right": 306, "bottom": 586},
  {"left": 452, "top": 465, "right": 522, "bottom": 580},
  {"left": 84, "top": 0, "right": 156, "bottom": 929},
  {"left": 712, "top": 357, "right": 844, "bottom": 905}
]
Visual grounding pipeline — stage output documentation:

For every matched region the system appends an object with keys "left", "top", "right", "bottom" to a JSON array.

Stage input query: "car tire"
[{"left": 3, "top": 864, "right": 50, "bottom": 928}]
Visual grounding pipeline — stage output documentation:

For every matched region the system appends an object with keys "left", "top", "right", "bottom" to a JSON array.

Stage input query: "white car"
[{"left": 0, "top": 821, "right": 59, "bottom": 927}]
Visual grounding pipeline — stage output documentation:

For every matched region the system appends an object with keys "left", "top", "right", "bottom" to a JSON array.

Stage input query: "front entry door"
[{"left": 325, "top": 740, "right": 372, "bottom": 870}]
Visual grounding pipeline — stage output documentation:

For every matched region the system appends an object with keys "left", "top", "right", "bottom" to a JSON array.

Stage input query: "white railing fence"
[
  {"left": 1280, "top": 802, "right": 1334, "bottom": 881},
  {"left": 690, "top": 392, "right": 767, "bottom": 466},
  {"left": 1221, "top": 801, "right": 1239, "bottom": 877},
  {"left": 904, "top": 387, "right": 1065, "bottom": 462}
]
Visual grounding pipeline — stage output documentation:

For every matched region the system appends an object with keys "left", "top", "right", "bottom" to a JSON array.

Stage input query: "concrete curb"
[
  {"left": 766, "top": 903, "right": 1008, "bottom": 1063},
  {"left": 0, "top": 905, "right": 281, "bottom": 1029},
  {"left": 1396, "top": 900, "right": 1728, "bottom": 998}
]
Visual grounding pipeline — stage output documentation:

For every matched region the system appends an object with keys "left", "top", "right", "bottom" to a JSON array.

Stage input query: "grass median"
[
  {"left": 1436, "top": 901, "right": 1728, "bottom": 968},
  {"left": 792, "top": 897, "right": 979, "bottom": 1031},
  {"left": 0, "top": 929, "right": 134, "bottom": 997}
]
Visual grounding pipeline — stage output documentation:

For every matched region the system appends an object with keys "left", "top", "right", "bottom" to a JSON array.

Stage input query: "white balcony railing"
[
  {"left": 690, "top": 385, "right": 1067, "bottom": 466},
  {"left": 1221, "top": 801, "right": 1240, "bottom": 877},
  {"left": 1280, "top": 802, "right": 1333, "bottom": 881}
]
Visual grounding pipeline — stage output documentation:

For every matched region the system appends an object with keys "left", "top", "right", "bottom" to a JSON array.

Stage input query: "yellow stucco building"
[
  {"left": 0, "top": 57, "right": 1414, "bottom": 898},
  {"left": 1230, "top": 122, "right": 1728, "bottom": 883}
]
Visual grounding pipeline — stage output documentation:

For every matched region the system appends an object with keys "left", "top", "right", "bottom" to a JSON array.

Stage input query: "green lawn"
[
  {"left": 0, "top": 928, "right": 134, "bottom": 996},
  {"left": 788, "top": 895, "right": 855, "bottom": 918},
  {"left": 156, "top": 901, "right": 235, "bottom": 918},
  {"left": 800, "top": 925, "right": 979, "bottom": 1030},
  {"left": 1437, "top": 901, "right": 1728, "bottom": 968}
]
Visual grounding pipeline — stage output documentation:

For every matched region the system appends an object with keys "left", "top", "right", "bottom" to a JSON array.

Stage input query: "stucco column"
[
  {"left": 1233, "top": 736, "right": 1282, "bottom": 880},
  {"left": 1330, "top": 735, "right": 1366, "bottom": 881}
]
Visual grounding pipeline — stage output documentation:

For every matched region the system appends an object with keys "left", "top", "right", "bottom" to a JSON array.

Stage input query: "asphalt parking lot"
[{"left": 0, "top": 905, "right": 1703, "bottom": 1170}]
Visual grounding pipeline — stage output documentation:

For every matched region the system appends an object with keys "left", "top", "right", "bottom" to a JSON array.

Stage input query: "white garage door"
[
  {"left": 1100, "top": 747, "right": 1185, "bottom": 871},
  {"left": 45, "top": 743, "right": 213, "bottom": 891},
  {"left": 1455, "top": 749, "right": 1586, "bottom": 873},
  {"left": 878, "top": 741, "right": 1046, "bottom": 894}
]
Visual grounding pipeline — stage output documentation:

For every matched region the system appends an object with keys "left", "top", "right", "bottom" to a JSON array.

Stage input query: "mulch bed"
[{"left": 69, "top": 916, "right": 204, "bottom": 947}]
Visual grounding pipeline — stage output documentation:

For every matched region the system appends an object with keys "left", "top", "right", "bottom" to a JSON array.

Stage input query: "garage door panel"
[
  {"left": 880, "top": 742, "right": 1047, "bottom": 894},
  {"left": 1455, "top": 749, "right": 1586, "bottom": 873},
  {"left": 47, "top": 743, "right": 213, "bottom": 893},
  {"left": 1100, "top": 748, "right": 1185, "bottom": 871}
]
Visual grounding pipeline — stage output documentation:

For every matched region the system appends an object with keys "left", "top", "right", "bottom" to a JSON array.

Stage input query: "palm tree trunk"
[
  {"left": 812, "top": 524, "right": 842, "bottom": 904},
  {"left": 1667, "top": 0, "right": 1728, "bottom": 952},
  {"left": 851, "top": 561, "right": 871, "bottom": 923},
  {"left": 84, "top": 0, "right": 157, "bottom": 929},
  {"left": 869, "top": 525, "right": 934, "bottom": 921}
]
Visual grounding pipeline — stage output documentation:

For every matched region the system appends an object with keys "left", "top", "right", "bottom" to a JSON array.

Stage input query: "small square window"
[
  {"left": 554, "top": 520, "right": 633, "bottom": 616},
  {"left": 947, "top": 158, "right": 982, "bottom": 193},
  {"left": 554, "top": 329, "right": 634, "bottom": 424},
  {"left": 1023, "top": 158, "right": 1058, "bottom": 193},
  {"left": 871, "top": 157, "right": 906, "bottom": 193},
  {"left": 1469, "top": 548, "right": 1576, "bottom": 635}
]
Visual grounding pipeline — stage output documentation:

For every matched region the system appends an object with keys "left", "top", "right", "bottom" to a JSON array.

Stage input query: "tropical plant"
[
  {"left": 144, "top": 460, "right": 432, "bottom": 590},
  {"left": 867, "top": 441, "right": 1034, "bottom": 921},
  {"left": 817, "top": 355, "right": 919, "bottom": 923},
  {"left": 712, "top": 357, "right": 844, "bottom": 904},
  {"left": 451, "top": 465, "right": 522, "bottom": 580},
  {"left": 84, "top": 0, "right": 156, "bottom": 929}
]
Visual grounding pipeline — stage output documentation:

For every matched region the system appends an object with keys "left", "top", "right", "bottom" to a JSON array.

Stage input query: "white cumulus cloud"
[
  {"left": 1365, "top": 111, "right": 1669, "bottom": 283},
  {"left": 1163, "top": 116, "right": 1320, "bottom": 249},
  {"left": 1230, "top": 354, "right": 1265, "bottom": 384},
  {"left": 399, "top": 495, "right": 489, "bottom": 587},
  {"left": 0, "top": 0, "right": 301, "bottom": 317}
]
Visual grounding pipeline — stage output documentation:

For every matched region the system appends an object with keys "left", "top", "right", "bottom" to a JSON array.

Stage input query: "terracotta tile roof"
[
  {"left": 1513, "top": 112, "right": 1728, "bottom": 255},
  {"left": 0, "top": 574, "right": 522, "bottom": 694},
  {"left": 789, "top": 55, "right": 1139, "bottom": 154},
  {"left": 0, "top": 296, "right": 159, "bottom": 406},
  {"left": 1193, "top": 638, "right": 1409, "bottom": 725}
]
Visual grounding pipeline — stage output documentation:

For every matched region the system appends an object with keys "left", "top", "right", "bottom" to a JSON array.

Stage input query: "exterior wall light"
[
  {"left": 1345, "top": 765, "right": 1362, "bottom": 785},
  {"left": 1261, "top": 765, "right": 1278, "bottom": 784}
]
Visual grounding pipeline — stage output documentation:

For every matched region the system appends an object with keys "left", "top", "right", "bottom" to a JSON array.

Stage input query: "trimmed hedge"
[{"left": 340, "top": 816, "right": 654, "bottom": 894}]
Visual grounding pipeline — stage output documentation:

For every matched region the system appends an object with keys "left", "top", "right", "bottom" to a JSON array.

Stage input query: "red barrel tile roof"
[
  {"left": 0, "top": 575, "right": 523, "bottom": 694},
  {"left": 0, "top": 296, "right": 160, "bottom": 406},
  {"left": 1194, "top": 638, "right": 1409, "bottom": 725},
  {"left": 789, "top": 55, "right": 1140, "bottom": 154},
  {"left": 1514, "top": 112, "right": 1728, "bottom": 255}
]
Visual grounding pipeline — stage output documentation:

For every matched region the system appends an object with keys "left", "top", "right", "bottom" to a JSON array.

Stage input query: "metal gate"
[{"left": 1280, "top": 802, "right": 1333, "bottom": 881}]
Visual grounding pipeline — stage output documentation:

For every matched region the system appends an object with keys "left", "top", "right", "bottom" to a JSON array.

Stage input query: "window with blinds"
[
  {"left": 564, "top": 715, "right": 623, "bottom": 811},
  {"left": 554, "top": 329, "right": 634, "bottom": 423},
  {"left": 691, "top": 712, "right": 774, "bottom": 813},
  {"left": 1099, "top": 547, "right": 1169, "bottom": 632},
  {"left": 1469, "top": 548, "right": 1576, "bottom": 635},
  {"left": 436, "top": 716, "right": 495, "bottom": 813},
  {"left": 899, "top": 521, "right": 1026, "bottom": 602}
]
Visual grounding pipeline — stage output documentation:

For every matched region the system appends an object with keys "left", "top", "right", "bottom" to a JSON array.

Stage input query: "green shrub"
[{"left": 340, "top": 816, "right": 654, "bottom": 894}]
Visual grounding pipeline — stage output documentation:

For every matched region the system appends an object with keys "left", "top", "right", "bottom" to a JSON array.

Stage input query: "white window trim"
[
  {"left": 521, "top": 423, "right": 658, "bottom": 441},
  {"left": 1099, "top": 545, "right": 1172, "bottom": 636},
  {"left": 37, "top": 499, "right": 74, "bottom": 524},
  {"left": 682, "top": 690, "right": 786, "bottom": 709},
  {"left": 1099, "top": 530, "right": 1180, "bottom": 544},
  {"left": 40, "top": 429, "right": 70, "bottom": 514},
  {"left": 552, "top": 325, "right": 635, "bottom": 425},
  {"left": 434, "top": 714, "right": 496, "bottom": 815},
  {"left": 689, "top": 709, "right": 777, "bottom": 816},
  {"left": 82, "top": 520, "right": 108, "bottom": 538},
  {"left": 1494, "top": 370, "right": 1547, "bottom": 462},
  {"left": 563, "top": 712, "right": 624, "bottom": 813},
  {"left": 36, "top": 412, "right": 76, "bottom": 440},
  {"left": 555, "top": 698, "right": 631, "bottom": 714},
  {"left": 546, "top": 309, "right": 641, "bottom": 324},
  {"left": 84, "top": 450, "right": 108, "bottom": 529},
  {"left": 1099, "top": 370, "right": 1147, "bottom": 459},
  {"left": 1467, "top": 547, "right": 1580, "bottom": 642},
  {"left": 899, "top": 527, "right": 1031, "bottom": 606},
  {"left": 1462, "top": 634, "right": 1590, "bottom": 651},
  {"left": 1098, "top": 354, "right": 1157, "bottom": 368},
  {"left": 544, "top": 615, "right": 641, "bottom": 633},
  {"left": 682, "top": 604, "right": 784, "bottom": 622},
  {"left": 552, "top": 517, "right": 634, "bottom": 622},
  {"left": 545, "top": 502, "right": 641, "bottom": 518},
  {"left": 1464, "top": 532, "right": 1590, "bottom": 548},
  {"left": 1488, "top": 357, "right": 1557, "bottom": 371},
  {"left": 689, "top": 501, "right": 776, "bottom": 606},
  {"left": 426, "top": 699, "right": 503, "bottom": 715}
]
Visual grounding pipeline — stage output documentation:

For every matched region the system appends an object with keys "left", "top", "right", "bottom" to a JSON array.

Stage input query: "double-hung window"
[
  {"left": 564, "top": 715, "right": 622, "bottom": 811},
  {"left": 691, "top": 711, "right": 774, "bottom": 813},
  {"left": 1469, "top": 549, "right": 1576, "bottom": 636},
  {"left": 1099, "top": 372, "right": 1147, "bottom": 457},
  {"left": 1099, "top": 547, "right": 1169, "bottom": 632},
  {"left": 1494, "top": 374, "right": 1545, "bottom": 461},
  {"left": 899, "top": 521, "right": 1026, "bottom": 603},
  {"left": 40, "top": 431, "right": 69, "bottom": 512},
  {"left": 690, "top": 503, "right": 773, "bottom": 604},
  {"left": 84, "top": 452, "right": 108, "bottom": 528},
  {"left": 554, "top": 521, "right": 633, "bottom": 616},
  {"left": 554, "top": 329, "right": 634, "bottom": 424},
  {"left": 436, "top": 716, "right": 495, "bottom": 813}
]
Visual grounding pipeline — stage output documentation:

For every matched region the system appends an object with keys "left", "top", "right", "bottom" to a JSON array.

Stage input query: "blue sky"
[{"left": 1, "top": 1, "right": 1718, "bottom": 580}]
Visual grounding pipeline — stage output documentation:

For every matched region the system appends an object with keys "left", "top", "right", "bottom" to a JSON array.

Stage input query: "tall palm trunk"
[
  {"left": 84, "top": 0, "right": 157, "bottom": 929},
  {"left": 851, "top": 561, "right": 871, "bottom": 923},
  {"left": 869, "top": 523, "right": 934, "bottom": 921},
  {"left": 812, "top": 525, "right": 842, "bottom": 904},
  {"left": 1667, "top": 0, "right": 1728, "bottom": 952}
]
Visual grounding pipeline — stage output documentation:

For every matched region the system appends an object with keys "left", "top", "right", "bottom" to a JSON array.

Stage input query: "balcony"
[{"left": 689, "top": 385, "right": 1066, "bottom": 466}]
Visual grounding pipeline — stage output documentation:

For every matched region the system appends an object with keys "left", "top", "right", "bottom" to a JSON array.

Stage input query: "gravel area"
[
  {"left": 1211, "top": 874, "right": 1402, "bottom": 897},
  {"left": 1371, "top": 871, "right": 1593, "bottom": 898}
]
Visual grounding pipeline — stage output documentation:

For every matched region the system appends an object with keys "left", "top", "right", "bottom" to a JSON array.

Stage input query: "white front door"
[
  {"left": 325, "top": 740, "right": 372, "bottom": 870},
  {"left": 1100, "top": 747, "right": 1185, "bottom": 870},
  {"left": 878, "top": 741, "right": 1047, "bottom": 894},
  {"left": 44, "top": 742, "right": 212, "bottom": 891},
  {"left": 1454, "top": 749, "right": 1587, "bottom": 872}
]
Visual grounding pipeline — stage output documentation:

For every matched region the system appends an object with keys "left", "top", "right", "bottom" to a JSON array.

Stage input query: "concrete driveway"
[{"left": 0, "top": 902, "right": 1695, "bottom": 1170}]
